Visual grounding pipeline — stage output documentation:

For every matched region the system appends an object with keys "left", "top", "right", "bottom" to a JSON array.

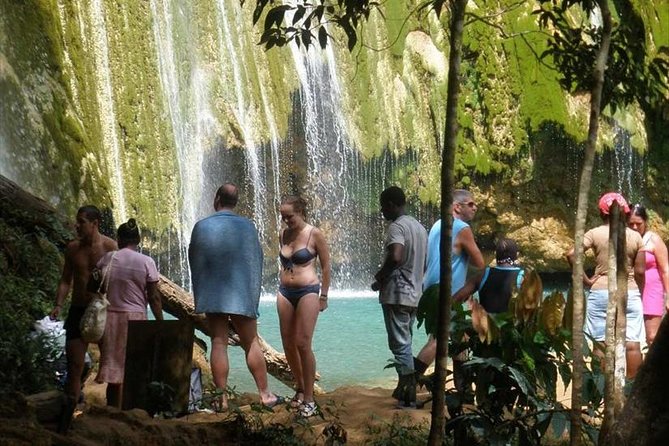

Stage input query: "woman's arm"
[
  {"left": 565, "top": 247, "right": 600, "bottom": 287},
  {"left": 652, "top": 233, "right": 669, "bottom": 309},
  {"left": 314, "top": 228, "right": 331, "bottom": 311},
  {"left": 147, "top": 281, "right": 164, "bottom": 321},
  {"left": 633, "top": 248, "right": 646, "bottom": 295}
]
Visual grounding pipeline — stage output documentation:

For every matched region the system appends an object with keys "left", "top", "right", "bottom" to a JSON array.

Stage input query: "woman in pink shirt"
[
  {"left": 629, "top": 204, "right": 669, "bottom": 345},
  {"left": 94, "top": 218, "right": 163, "bottom": 408}
]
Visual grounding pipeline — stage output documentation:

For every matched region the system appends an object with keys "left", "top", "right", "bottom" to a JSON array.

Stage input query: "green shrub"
[{"left": 0, "top": 213, "right": 66, "bottom": 396}]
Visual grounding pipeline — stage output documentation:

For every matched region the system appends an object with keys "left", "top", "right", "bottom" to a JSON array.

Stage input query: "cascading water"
[
  {"left": 88, "top": 0, "right": 127, "bottom": 222},
  {"left": 611, "top": 122, "right": 645, "bottom": 202},
  {"left": 287, "top": 34, "right": 375, "bottom": 288},
  {"left": 150, "top": 0, "right": 213, "bottom": 286},
  {"left": 215, "top": 0, "right": 270, "bottom": 242}
]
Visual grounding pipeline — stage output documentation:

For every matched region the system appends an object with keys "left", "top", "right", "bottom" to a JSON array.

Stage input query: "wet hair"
[
  {"left": 380, "top": 186, "right": 406, "bottom": 207},
  {"left": 117, "top": 218, "right": 141, "bottom": 248},
  {"left": 77, "top": 205, "right": 101, "bottom": 223},
  {"left": 215, "top": 183, "right": 239, "bottom": 208},
  {"left": 631, "top": 204, "right": 648, "bottom": 222},
  {"left": 496, "top": 237, "right": 518, "bottom": 264},
  {"left": 452, "top": 189, "right": 472, "bottom": 205},
  {"left": 282, "top": 196, "right": 308, "bottom": 218}
]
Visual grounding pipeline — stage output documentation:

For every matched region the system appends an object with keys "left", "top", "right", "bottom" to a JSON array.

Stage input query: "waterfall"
[
  {"left": 150, "top": 0, "right": 212, "bottom": 285},
  {"left": 215, "top": 0, "right": 269, "bottom": 241},
  {"left": 88, "top": 0, "right": 127, "bottom": 222},
  {"left": 611, "top": 122, "right": 645, "bottom": 203},
  {"left": 287, "top": 34, "right": 367, "bottom": 288}
]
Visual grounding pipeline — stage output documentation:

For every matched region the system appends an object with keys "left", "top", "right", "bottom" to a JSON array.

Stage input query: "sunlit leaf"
[
  {"left": 517, "top": 269, "right": 542, "bottom": 322},
  {"left": 471, "top": 299, "right": 489, "bottom": 342},
  {"left": 540, "top": 290, "right": 565, "bottom": 335}
]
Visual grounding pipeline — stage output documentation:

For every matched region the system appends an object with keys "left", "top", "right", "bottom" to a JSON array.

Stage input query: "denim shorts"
[{"left": 584, "top": 288, "right": 644, "bottom": 342}]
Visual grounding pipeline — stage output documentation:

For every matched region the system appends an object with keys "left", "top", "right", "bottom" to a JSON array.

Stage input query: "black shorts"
[{"left": 64, "top": 306, "right": 87, "bottom": 341}]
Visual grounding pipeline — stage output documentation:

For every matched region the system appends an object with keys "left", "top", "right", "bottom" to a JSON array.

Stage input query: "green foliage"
[
  {"left": 421, "top": 277, "right": 604, "bottom": 445},
  {"left": 444, "top": 305, "right": 575, "bottom": 445},
  {"left": 0, "top": 207, "right": 68, "bottom": 396},
  {"left": 535, "top": 0, "right": 669, "bottom": 113},
  {"left": 243, "top": 0, "right": 382, "bottom": 51}
]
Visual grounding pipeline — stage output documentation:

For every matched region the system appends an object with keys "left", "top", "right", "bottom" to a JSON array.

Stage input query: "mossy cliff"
[{"left": 0, "top": 0, "right": 667, "bottom": 279}]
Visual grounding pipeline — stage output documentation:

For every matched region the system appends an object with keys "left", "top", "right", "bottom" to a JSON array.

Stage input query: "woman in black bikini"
[{"left": 277, "top": 196, "right": 331, "bottom": 418}]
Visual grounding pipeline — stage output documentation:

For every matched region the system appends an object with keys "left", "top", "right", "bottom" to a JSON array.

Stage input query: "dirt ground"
[{"left": 0, "top": 380, "right": 436, "bottom": 445}]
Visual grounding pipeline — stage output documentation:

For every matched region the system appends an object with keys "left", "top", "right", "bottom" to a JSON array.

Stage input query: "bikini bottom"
[{"left": 279, "top": 284, "right": 320, "bottom": 309}]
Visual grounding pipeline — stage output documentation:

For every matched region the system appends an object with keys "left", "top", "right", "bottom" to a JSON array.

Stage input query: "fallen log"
[{"left": 157, "top": 275, "right": 322, "bottom": 394}]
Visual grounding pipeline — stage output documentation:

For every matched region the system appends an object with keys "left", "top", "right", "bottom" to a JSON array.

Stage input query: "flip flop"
[{"left": 262, "top": 394, "right": 286, "bottom": 409}]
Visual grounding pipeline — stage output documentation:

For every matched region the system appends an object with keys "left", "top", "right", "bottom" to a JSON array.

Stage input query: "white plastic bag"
[{"left": 33, "top": 316, "right": 66, "bottom": 361}]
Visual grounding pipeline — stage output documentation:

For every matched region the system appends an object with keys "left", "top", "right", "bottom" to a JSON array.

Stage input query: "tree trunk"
[
  {"left": 603, "top": 317, "right": 669, "bottom": 445},
  {"left": 429, "top": 1, "right": 467, "bottom": 445},
  {"left": 569, "top": 2, "right": 612, "bottom": 445},
  {"left": 603, "top": 206, "right": 619, "bottom": 434},
  {"left": 614, "top": 207, "right": 628, "bottom": 415},
  {"left": 602, "top": 203, "right": 628, "bottom": 438},
  {"left": 0, "top": 175, "right": 71, "bottom": 246}
]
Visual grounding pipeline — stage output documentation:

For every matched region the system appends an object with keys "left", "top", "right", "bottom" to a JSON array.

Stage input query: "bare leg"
[
  {"left": 229, "top": 314, "right": 274, "bottom": 404},
  {"left": 65, "top": 338, "right": 88, "bottom": 402},
  {"left": 207, "top": 313, "right": 230, "bottom": 409},
  {"left": 106, "top": 383, "right": 123, "bottom": 409},
  {"left": 644, "top": 316, "right": 662, "bottom": 345},
  {"left": 626, "top": 341, "right": 642, "bottom": 379},
  {"left": 416, "top": 335, "right": 437, "bottom": 367},
  {"left": 59, "top": 338, "right": 88, "bottom": 433},
  {"left": 277, "top": 294, "right": 303, "bottom": 398},
  {"left": 293, "top": 294, "right": 320, "bottom": 403}
]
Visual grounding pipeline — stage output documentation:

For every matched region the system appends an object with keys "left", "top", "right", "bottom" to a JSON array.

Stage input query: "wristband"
[{"left": 319, "top": 294, "right": 328, "bottom": 300}]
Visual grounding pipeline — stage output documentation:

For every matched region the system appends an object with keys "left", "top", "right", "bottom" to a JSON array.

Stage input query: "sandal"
[
  {"left": 298, "top": 401, "right": 318, "bottom": 418},
  {"left": 290, "top": 390, "right": 304, "bottom": 409},
  {"left": 262, "top": 393, "right": 285, "bottom": 409},
  {"left": 211, "top": 388, "right": 229, "bottom": 413}
]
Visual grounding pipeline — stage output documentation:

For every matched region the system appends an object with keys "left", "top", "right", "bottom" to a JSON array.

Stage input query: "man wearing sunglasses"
[{"left": 414, "top": 189, "right": 485, "bottom": 385}]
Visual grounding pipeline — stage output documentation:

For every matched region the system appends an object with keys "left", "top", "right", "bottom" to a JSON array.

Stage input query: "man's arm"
[
  {"left": 50, "top": 244, "right": 75, "bottom": 319},
  {"left": 458, "top": 227, "right": 484, "bottom": 269},
  {"left": 452, "top": 272, "right": 483, "bottom": 303},
  {"left": 147, "top": 281, "right": 164, "bottom": 321},
  {"left": 372, "top": 243, "right": 404, "bottom": 291}
]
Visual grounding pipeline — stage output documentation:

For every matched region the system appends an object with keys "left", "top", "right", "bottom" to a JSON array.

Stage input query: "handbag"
[{"left": 80, "top": 252, "right": 115, "bottom": 343}]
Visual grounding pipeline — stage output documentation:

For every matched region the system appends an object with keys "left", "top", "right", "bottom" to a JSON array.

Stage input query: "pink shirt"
[{"left": 97, "top": 248, "right": 160, "bottom": 313}]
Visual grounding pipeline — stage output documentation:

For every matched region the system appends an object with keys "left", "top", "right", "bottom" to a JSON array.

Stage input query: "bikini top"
[{"left": 280, "top": 227, "right": 316, "bottom": 270}]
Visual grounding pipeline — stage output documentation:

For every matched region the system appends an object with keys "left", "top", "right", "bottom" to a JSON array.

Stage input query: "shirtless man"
[{"left": 50, "top": 205, "right": 116, "bottom": 431}]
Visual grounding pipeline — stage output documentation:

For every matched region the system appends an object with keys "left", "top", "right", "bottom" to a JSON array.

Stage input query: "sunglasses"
[{"left": 459, "top": 201, "right": 477, "bottom": 207}]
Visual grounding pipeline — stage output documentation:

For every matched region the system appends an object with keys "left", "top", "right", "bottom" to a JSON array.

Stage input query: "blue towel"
[{"left": 188, "top": 211, "right": 263, "bottom": 318}]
